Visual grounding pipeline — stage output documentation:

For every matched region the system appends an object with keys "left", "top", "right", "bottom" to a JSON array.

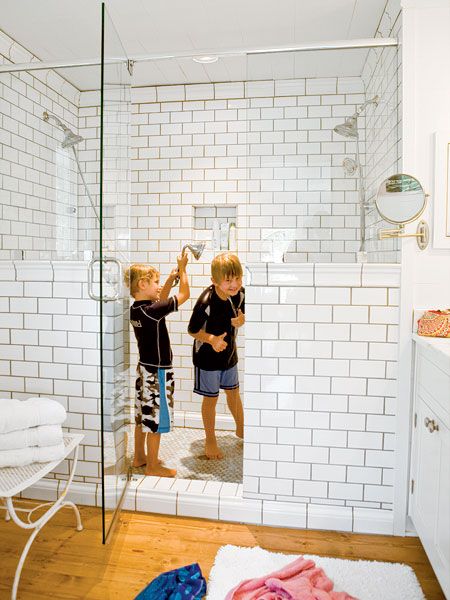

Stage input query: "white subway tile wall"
[
  {"left": 127, "top": 75, "right": 386, "bottom": 417},
  {"left": 245, "top": 263, "right": 400, "bottom": 511},
  {"left": 0, "top": 261, "right": 102, "bottom": 484},
  {"left": 129, "top": 76, "right": 366, "bottom": 272},
  {"left": 1, "top": 3, "right": 403, "bottom": 528},
  {"left": 0, "top": 31, "right": 81, "bottom": 260},
  {"left": 362, "top": 5, "right": 402, "bottom": 262}
]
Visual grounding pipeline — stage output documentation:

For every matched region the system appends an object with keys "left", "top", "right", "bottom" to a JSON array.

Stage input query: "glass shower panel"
[
  {"left": 100, "top": 2, "right": 132, "bottom": 543},
  {"left": 245, "top": 46, "right": 399, "bottom": 264}
]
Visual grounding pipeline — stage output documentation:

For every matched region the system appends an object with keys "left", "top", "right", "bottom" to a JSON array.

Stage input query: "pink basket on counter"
[{"left": 417, "top": 310, "right": 450, "bottom": 338}]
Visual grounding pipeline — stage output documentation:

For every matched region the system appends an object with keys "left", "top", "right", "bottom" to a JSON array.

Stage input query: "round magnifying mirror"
[{"left": 375, "top": 174, "right": 427, "bottom": 225}]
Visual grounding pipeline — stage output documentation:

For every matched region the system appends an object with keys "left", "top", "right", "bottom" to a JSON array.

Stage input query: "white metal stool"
[{"left": 0, "top": 433, "right": 84, "bottom": 600}]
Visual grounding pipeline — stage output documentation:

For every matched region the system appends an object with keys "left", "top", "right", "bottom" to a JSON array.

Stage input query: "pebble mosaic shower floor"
[{"left": 131, "top": 428, "right": 243, "bottom": 483}]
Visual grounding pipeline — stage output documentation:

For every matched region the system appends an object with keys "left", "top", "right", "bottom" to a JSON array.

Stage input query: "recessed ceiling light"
[{"left": 192, "top": 55, "right": 219, "bottom": 64}]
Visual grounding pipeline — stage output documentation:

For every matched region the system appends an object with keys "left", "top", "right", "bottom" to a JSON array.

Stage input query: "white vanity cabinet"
[{"left": 410, "top": 335, "right": 450, "bottom": 599}]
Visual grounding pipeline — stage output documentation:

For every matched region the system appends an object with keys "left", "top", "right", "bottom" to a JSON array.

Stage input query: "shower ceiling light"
[{"left": 192, "top": 55, "right": 219, "bottom": 64}]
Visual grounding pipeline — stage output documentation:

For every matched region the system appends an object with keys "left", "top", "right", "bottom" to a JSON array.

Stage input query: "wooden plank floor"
[{"left": 0, "top": 502, "right": 444, "bottom": 599}]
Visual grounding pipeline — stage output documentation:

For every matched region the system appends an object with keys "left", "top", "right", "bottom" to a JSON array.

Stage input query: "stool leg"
[{"left": 7, "top": 441, "right": 84, "bottom": 599}]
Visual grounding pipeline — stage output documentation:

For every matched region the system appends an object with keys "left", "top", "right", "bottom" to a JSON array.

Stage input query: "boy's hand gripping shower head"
[{"left": 172, "top": 242, "right": 206, "bottom": 286}]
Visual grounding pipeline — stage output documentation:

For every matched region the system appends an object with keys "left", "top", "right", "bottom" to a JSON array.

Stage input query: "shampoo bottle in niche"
[
  {"left": 228, "top": 222, "right": 237, "bottom": 251},
  {"left": 212, "top": 219, "right": 220, "bottom": 251},
  {"left": 220, "top": 222, "right": 230, "bottom": 250}
]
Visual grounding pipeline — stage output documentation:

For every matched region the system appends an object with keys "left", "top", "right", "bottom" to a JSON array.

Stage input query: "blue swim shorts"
[{"left": 193, "top": 364, "right": 239, "bottom": 397}]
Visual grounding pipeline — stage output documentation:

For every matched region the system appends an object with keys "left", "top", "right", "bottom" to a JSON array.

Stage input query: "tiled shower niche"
[{"left": 193, "top": 205, "right": 237, "bottom": 252}]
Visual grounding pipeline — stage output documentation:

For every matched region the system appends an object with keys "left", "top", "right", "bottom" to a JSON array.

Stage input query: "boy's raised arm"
[
  {"left": 159, "top": 268, "right": 178, "bottom": 301},
  {"left": 175, "top": 254, "right": 190, "bottom": 306}
]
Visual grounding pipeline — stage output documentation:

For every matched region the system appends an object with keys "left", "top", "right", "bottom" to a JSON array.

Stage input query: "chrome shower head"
[
  {"left": 43, "top": 111, "right": 84, "bottom": 148},
  {"left": 182, "top": 242, "right": 206, "bottom": 260},
  {"left": 334, "top": 115, "right": 358, "bottom": 138},
  {"left": 62, "top": 130, "right": 83, "bottom": 148},
  {"left": 172, "top": 242, "right": 207, "bottom": 287},
  {"left": 333, "top": 95, "right": 380, "bottom": 139}
]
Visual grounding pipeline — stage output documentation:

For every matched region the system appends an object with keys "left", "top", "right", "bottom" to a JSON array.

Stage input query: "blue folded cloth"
[{"left": 134, "top": 563, "right": 207, "bottom": 600}]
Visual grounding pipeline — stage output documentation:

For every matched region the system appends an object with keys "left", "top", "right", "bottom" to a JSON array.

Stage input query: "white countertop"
[{"left": 413, "top": 333, "right": 450, "bottom": 371}]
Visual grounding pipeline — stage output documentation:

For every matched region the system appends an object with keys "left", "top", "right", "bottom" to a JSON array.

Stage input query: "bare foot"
[
  {"left": 205, "top": 440, "right": 224, "bottom": 459},
  {"left": 132, "top": 457, "right": 162, "bottom": 468},
  {"left": 145, "top": 465, "right": 177, "bottom": 478}
]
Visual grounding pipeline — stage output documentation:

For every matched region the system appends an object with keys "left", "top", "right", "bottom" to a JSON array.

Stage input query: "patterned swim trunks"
[{"left": 135, "top": 363, "right": 174, "bottom": 433}]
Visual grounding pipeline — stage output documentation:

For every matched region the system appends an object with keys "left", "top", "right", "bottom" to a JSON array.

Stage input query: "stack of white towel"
[{"left": 0, "top": 398, "right": 67, "bottom": 468}]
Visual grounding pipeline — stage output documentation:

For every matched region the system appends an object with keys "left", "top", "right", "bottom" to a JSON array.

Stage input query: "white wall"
[
  {"left": 401, "top": 0, "right": 450, "bottom": 304},
  {"left": 130, "top": 77, "right": 365, "bottom": 264},
  {"left": 128, "top": 77, "right": 369, "bottom": 417},
  {"left": 0, "top": 30, "right": 81, "bottom": 260},
  {"left": 0, "top": 3, "right": 411, "bottom": 531},
  {"left": 245, "top": 262, "right": 399, "bottom": 525},
  {"left": 0, "top": 261, "right": 103, "bottom": 485},
  {"left": 395, "top": 0, "right": 450, "bottom": 533},
  {"left": 363, "top": 0, "right": 403, "bottom": 263}
]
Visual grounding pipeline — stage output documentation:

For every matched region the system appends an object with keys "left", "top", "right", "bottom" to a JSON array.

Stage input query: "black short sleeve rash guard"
[
  {"left": 188, "top": 285, "right": 245, "bottom": 371},
  {"left": 130, "top": 296, "right": 178, "bottom": 368}
]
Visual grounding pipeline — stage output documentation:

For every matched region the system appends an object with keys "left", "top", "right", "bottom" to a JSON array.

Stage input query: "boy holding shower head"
[
  {"left": 125, "top": 255, "right": 189, "bottom": 477},
  {"left": 188, "top": 252, "right": 245, "bottom": 459}
]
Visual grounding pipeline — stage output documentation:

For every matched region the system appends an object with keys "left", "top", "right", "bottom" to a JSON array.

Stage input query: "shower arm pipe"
[
  {"left": 0, "top": 38, "right": 398, "bottom": 74},
  {"left": 354, "top": 96, "right": 380, "bottom": 118},
  {"left": 43, "top": 111, "right": 102, "bottom": 227},
  {"left": 355, "top": 137, "right": 366, "bottom": 253},
  {"left": 71, "top": 147, "right": 100, "bottom": 223},
  {"left": 43, "top": 111, "right": 66, "bottom": 131}
]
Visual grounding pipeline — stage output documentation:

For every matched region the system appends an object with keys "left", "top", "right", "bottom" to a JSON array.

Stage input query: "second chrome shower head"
[
  {"left": 43, "top": 111, "right": 84, "bottom": 148},
  {"left": 181, "top": 242, "right": 206, "bottom": 260}
]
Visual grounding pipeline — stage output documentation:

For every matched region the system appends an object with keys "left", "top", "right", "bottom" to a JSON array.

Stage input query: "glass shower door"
[{"left": 99, "top": 2, "right": 132, "bottom": 543}]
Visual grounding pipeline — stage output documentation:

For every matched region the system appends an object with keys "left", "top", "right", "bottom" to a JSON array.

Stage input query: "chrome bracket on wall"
[{"left": 88, "top": 257, "right": 122, "bottom": 302}]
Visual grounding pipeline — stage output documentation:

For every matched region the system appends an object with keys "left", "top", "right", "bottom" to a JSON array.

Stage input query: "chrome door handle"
[
  {"left": 88, "top": 258, "right": 101, "bottom": 301},
  {"left": 88, "top": 257, "right": 122, "bottom": 302}
]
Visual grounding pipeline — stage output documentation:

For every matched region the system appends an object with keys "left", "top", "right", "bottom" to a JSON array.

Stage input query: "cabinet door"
[
  {"left": 411, "top": 395, "right": 450, "bottom": 597},
  {"left": 435, "top": 427, "right": 450, "bottom": 596},
  {"left": 411, "top": 396, "right": 440, "bottom": 552}
]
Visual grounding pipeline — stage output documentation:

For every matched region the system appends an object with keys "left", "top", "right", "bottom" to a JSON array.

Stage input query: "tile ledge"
[{"left": 20, "top": 480, "right": 396, "bottom": 533}]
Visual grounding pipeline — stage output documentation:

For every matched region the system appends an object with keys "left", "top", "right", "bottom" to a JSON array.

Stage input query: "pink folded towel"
[{"left": 224, "top": 556, "right": 358, "bottom": 600}]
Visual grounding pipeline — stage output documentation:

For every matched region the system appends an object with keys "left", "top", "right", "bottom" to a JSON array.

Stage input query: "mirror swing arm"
[{"left": 378, "top": 219, "right": 429, "bottom": 250}]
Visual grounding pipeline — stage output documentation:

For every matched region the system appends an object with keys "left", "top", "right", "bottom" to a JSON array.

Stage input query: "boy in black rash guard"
[
  {"left": 125, "top": 255, "right": 189, "bottom": 477},
  {"left": 188, "top": 252, "right": 245, "bottom": 459}
]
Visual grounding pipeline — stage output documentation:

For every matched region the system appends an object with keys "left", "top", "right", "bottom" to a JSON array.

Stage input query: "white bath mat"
[{"left": 206, "top": 544, "right": 425, "bottom": 600}]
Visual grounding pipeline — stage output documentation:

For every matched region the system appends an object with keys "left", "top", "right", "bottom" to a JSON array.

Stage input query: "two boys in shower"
[{"left": 125, "top": 251, "right": 245, "bottom": 476}]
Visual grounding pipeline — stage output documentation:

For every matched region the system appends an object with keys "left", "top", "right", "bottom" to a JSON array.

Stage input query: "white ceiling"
[{"left": 0, "top": 0, "right": 389, "bottom": 90}]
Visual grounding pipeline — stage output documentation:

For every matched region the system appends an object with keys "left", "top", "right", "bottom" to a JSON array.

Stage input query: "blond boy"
[
  {"left": 125, "top": 255, "right": 189, "bottom": 477},
  {"left": 188, "top": 252, "right": 245, "bottom": 459}
]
